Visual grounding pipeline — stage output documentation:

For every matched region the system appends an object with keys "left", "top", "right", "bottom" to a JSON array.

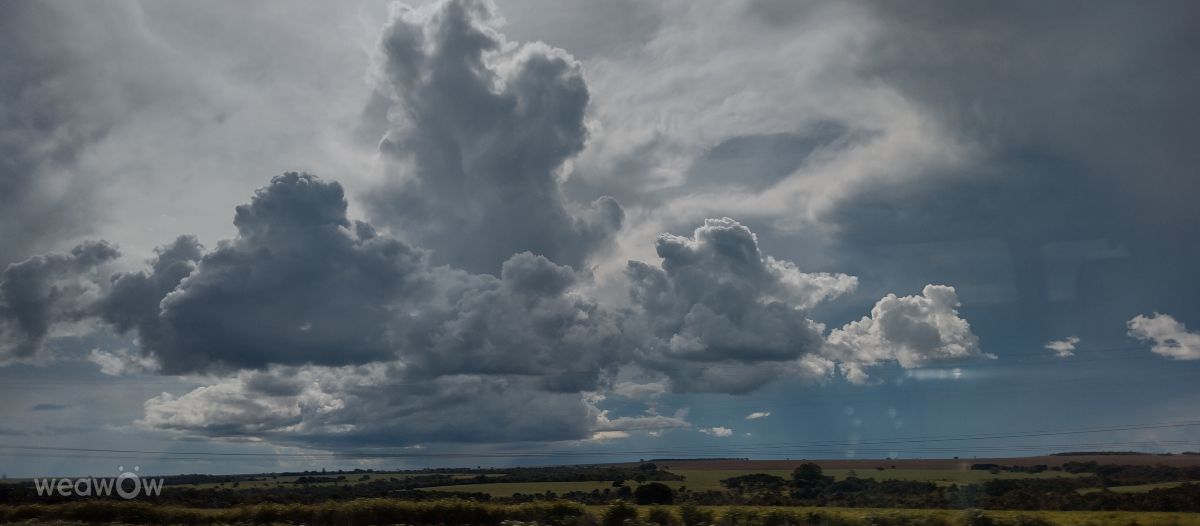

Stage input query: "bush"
[
  {"left": 646, "top": 506, "right": 677, "bottom": 526},
  {"left": 680, "top": 502, "right": 715, "bottom": 526},
  {"left": 636, "top": 482, "right": 675, "bottom": 505},
  {"left": 603, "top": 501, "right": 639, "bottom": 526}
]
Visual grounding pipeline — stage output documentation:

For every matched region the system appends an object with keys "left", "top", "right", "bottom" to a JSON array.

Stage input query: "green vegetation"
[
  {"left": 3, "top": 499, "right": 1200, "bottom": 526},
  {"left": 423, "top": 468, "right": 1084, "bottom": 497}
]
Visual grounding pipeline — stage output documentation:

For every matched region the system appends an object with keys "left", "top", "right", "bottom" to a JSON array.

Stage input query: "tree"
[
  {"left": 634, "top": 482, "right": 675, "bottom": 505},
  {"left": 792, "top": 463, "right": 827, "bottom": 484},
  {"left": 791, "top": 462, "right": 833, "bottom": 499}
]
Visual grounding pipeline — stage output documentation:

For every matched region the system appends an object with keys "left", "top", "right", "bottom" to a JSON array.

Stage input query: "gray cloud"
[
  {"left": 0, "top": 240, "right": 119, "bottom": 362},
  {"left": 399, "top": 252, "right": 626, "bottom": 392},
  {"left": 625, "top": 218, "right": 854, "bottom": 393},
  {"left": 123, "top": 173, "right": 427, "bottom": 373},
  {"left": 367, "top": 0, "right": 622, "bottom": 274},
  {"left": 0, "top": 3, "right": 118, "bottom": 264},
  {"left": 141, "top": 364, "right": 687, "bottom": 446}
]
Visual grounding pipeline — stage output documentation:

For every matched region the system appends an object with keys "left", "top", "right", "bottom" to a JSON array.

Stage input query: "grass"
[
  {"left": 3, "top": 499, "right": 1199, "bottom": 526},
  {"left": 1078, "top": 481, "right": 1197, "bottom": 495}
]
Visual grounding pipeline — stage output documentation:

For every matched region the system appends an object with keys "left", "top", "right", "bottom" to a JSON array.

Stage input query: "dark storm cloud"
[
  {"left": 816, "top": 0, "right": 1200, "bottom": 349},
  {"left": 399, "top": 252, "right": 625, "bottom": 392},
  {"left": 625, "top": 218, "right": 855, "bottom": 393},
  {"left": 0, "top": 241, "right": 119, "bottom": 362},
  {"left": 367, "top": 0, "right": 623, "bottom": 274},
  {"left": 125, "top": 173, "right": 428, "bottom": 373}
]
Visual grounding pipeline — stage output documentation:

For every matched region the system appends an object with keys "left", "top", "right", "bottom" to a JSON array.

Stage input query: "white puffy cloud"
[
  {"left": 745, "top": 411, "right": 770, "bottom": 420},
  {"left": 1128, "top": 313, "right": 1200, "bottom": 360},
  {"left": 700, "top": 426, "right": 733, "bottom": 437},
  {"left": 824, "top": 284, "right": 989, "bottom": 383},
  {"left": 1045, "top": 336, "right": 1080, "bottom": 358}
]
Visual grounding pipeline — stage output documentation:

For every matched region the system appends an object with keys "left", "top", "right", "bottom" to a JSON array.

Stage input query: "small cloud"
[
  {"left": 30, "top": 403, "right": 68, "bottom": 411},
  {"left": 904, "top": 367, "right": 967, "bottom": 380},
  {"left": 745, "top": 411, "right": 771, "bottom": 420},
  {"left": 1044, "top": 336, "right": 1080, "bottom": 358},
  {"left": 88, "top": 348, "right": 155, "bottom": 376},
  {"left": 1128, "top": 313, "right": 1200, "bottom": 360},
  {"left": 613, "top": 382, "right": 667, "bottom": 400},
  {"left": 589, "top": 431, "right": 631, "bottom": 441},
  {"left": 700, "top": 426, "right": 734, "bottom": 437}
]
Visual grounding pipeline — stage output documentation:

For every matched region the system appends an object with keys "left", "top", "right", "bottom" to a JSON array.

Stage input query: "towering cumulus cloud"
[
  {"left": 825, "top": 285, "right": 988, "bottom": 383},
  {"left": 626, "top": 218, "right": 856, "bottom": 393},
  {"left": 369, "top": 0, "right": 622, "bottom": 274}
]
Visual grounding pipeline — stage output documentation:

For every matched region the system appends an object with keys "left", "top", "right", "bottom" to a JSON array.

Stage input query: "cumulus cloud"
[
  {"left": 0, "top": 165, "right": 989, "bottom": 447},
  {"left": 0, "top": 241, "right": 119, "bottom": 362},
  {"left": 106, "top": 173, "right": 429, "bottom": 373},
  {"left": 368, "top": 0, "right": 622, "bottom": 274},
  {"left": 745, "top": 411, "right": 771, "bottom": 420},
  {"left": 825, "top": 284, "right": 989, "bottom": 383},
  {"left": 700, "top": 426, "right": 734, "bottom": 437},
  {"left": 625, "top": 217, "right": 853, "bottom": 392},
  {"left": 1045, "top": 336, "right": 1080, "bottom": 358},
  {"left": 1128, "top": 313, "right": 1200, "bottom": 361}
]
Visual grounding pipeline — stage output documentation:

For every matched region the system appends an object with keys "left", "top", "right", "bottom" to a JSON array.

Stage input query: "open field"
[
  {"left": 3, "top": 499, "right": 1200, "bottom": 526},
  {"left": 1078, "top": 481, "right": 1198, "bottom": 494},
  {"left": 423, "top": 468, "right": 1086, "bottom": 496}
]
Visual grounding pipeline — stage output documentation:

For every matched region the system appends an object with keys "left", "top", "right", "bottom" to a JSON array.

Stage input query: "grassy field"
[
  {"left": 2, "top": 499, "right": 1199, "bottom": 526},
  {"left": 423, "top": 468, "right": 1086, "bottom": 496},
  {"left": 1078, "top": 481, "right": 1197, "bottom": 495}
]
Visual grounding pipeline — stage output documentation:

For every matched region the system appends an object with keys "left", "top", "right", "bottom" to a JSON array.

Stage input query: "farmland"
[{"left": 423, "top": 467, "right": 1087, "bottom": 496}]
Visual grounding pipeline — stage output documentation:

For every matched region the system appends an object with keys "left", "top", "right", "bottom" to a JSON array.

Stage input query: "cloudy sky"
[{"left": 2, "top": 0, "right": 1199, "bottom": 477}]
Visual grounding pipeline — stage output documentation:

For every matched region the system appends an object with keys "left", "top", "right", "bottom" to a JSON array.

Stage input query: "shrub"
[
  {"left": 680, "top": 502, "right": 715, "bottom": 526},
  {"left": 603, "top": 501, "right": 639, "bottom": 526},
  {"left": 636, "top": 482, "right": 675, "bottom": 505},
  {"left": 646, "top": 506, "right": 677, "bottom": 526}
]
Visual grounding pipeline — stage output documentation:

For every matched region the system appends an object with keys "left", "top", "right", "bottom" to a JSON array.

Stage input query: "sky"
[{"left": 1, "top": 0, "right": 1199, "bottom": 478}]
